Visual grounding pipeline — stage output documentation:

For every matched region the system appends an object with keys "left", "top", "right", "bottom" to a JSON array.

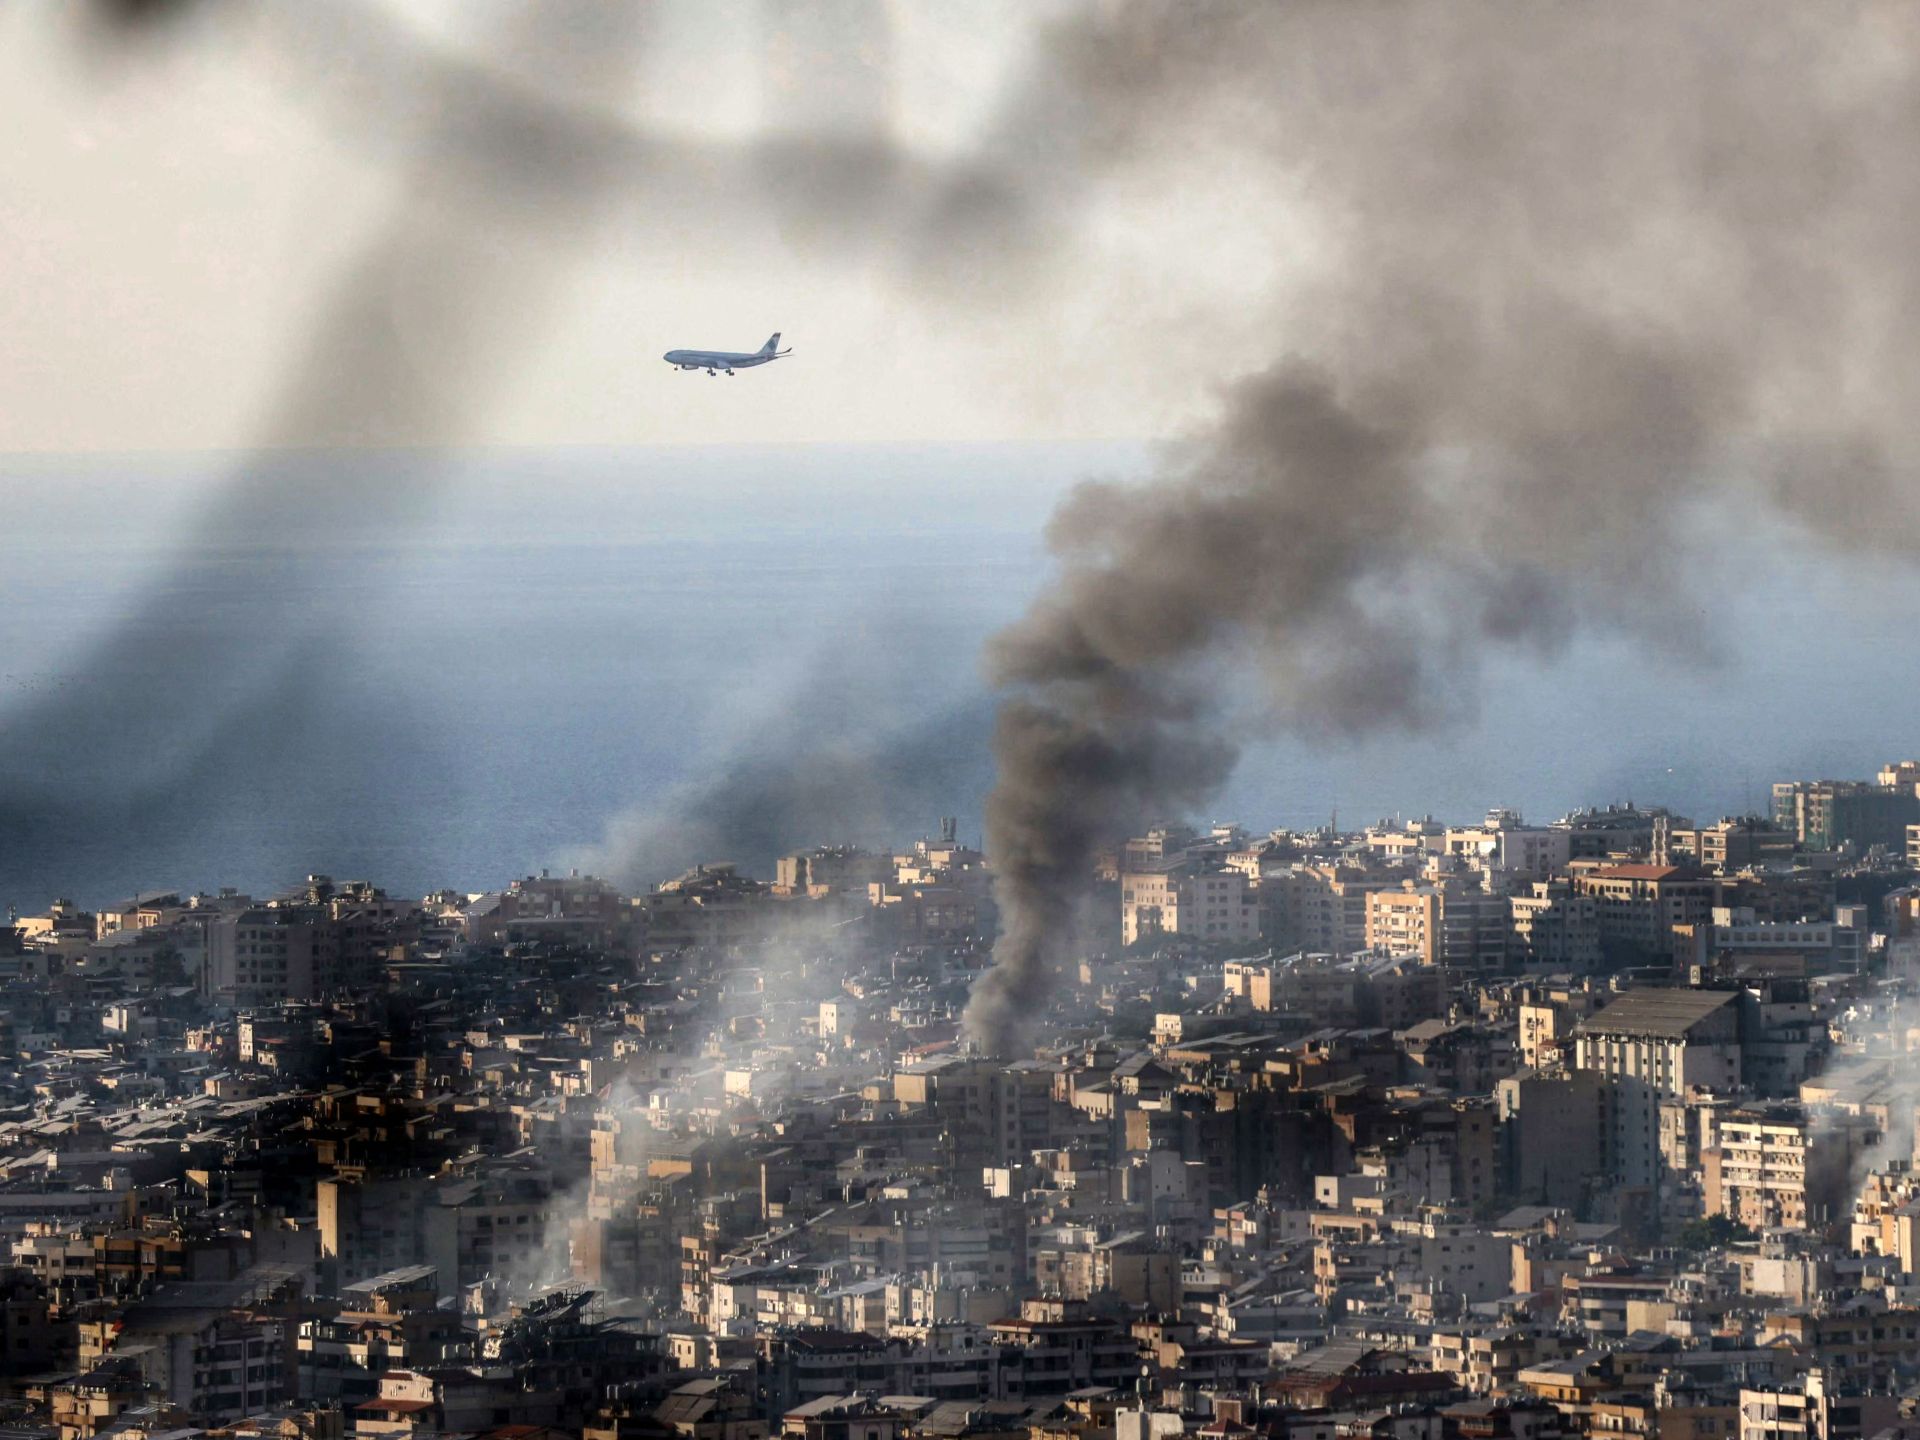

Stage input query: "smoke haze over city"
[
  {"left": 14, "top": 8, "right": 1920, "bottom": 1435},
  {"left": 7, "top": 3, "right": 1920, "bottom": 917}
]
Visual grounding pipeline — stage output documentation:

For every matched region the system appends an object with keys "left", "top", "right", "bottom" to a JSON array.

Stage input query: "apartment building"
[
  {"left": 1569, "top": 864, "right": 1719, "bottom": 961},
  {"left": 1773, "top": 779, "right": 1920, "bottom": 852},
  {"left": 1509, "top": 880, "right": 1602, "bottom": 970},
  {"left": 1701, "top": 1104, "right": 1866, "bottom": 1231},
  {"left": 1120, "top": 865, "right": 1258, "bottom": 947},
  {"left": 1574, "top": 988, "right": 1743, "bottom": 1191}
]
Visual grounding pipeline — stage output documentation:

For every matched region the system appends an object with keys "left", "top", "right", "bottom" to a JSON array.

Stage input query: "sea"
[{"left": 2, "top": 442, "right": 1916, "bottom": 910}]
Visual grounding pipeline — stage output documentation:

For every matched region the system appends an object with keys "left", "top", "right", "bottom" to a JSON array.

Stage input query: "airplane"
[{"left": 663, "top": 333, "right": 791, "bottom": 375}]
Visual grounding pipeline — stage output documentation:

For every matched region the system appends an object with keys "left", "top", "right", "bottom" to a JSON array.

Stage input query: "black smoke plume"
[
  {"left": 23, "top": 3, "right": 1920, "bottom": 1038},
  {"left": 963, "top": 1, "right": 1920, "bottom": 1053}
]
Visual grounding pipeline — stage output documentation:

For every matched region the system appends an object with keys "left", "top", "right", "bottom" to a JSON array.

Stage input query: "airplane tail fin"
[{"left": 760, "top": 332, "right": 781, "bottom": 356}]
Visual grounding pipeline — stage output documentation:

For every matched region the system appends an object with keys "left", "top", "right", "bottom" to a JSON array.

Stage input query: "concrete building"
[
  {"left": 1120, "top": 865, "right": 1258, "bottom": 947},
  {"left": 1366, "top": 877, "right": 1507, "bottom": 972},
  {"left": 1514, "top": 978, "right": 1603, "bottom": 1070},
  {"left": 1443, "top": 814, "right": 1572, "bottom": 880},
  {"left": 1496, "top": 1069, "right": 1609, "bottom": 1209},
  {"left": 1739, "top": 1372, "right": 1897, "bottom": 1440},
  {"left": 1555, "top": 805, "right": 1673, "bottom": 860},
  {"left": 773, "top": 847, "right": 890, "bottom": 899},
  {"left": 1701, "top": 906, "right": 1866, "bottom": 973},
  {"left": 1366, "top": 885, "right": 1443, "bottom": 965},
  {"left": 1569, "top": 864, "right": 1720, "bottom": 962},
  {"left": 1266, "top": 865, "right": 1395, "bottom": 956},
  {"left": 1662, "top": 818, "right": 1795, "bottom": 873},
  {"left": 1509, "top": 881, "right": 1602, "bottom": 970},
  {"left": 1773, "top": 779, "right": 1920, "bottom": 852},
  {"left": 205, "top": 907, "right": 343, "bottom": 1008},
  {"left": 1574, "top": 988, "right": 1743, "bottom": 1192},
  {"left": 1702, "top": 1104, "right": 1867, "bottom": 1231},
  {"left": 297, "top": 1266, "right": 459, "bottom": 1404},
  {"left": 319, "top": 1164, "right": 558, "bottom": 1301}
]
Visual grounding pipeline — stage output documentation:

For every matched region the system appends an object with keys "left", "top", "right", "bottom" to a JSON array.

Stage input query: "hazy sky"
[
  {"left": 7, "top": 0, "right": 1920, "bottom": 914},
  {"left": 0, "top": 0, "right": 1278, "bottom": 457}
]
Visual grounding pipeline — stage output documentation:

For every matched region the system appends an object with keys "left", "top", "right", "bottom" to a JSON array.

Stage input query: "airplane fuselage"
[
  {"left": 663, "top": 349, "right": 777, "bottom": 371},
  {"left": 662, "top": 335, "right": 789, "bottom": 375}
]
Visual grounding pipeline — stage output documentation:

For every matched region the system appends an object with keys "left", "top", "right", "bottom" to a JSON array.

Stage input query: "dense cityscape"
[
  {"left": 13, "top": 8, "right": 1920, "bottom": 1440},
  {"left": 6, "top": 767, "right": 1920, "bottom": 1440}
]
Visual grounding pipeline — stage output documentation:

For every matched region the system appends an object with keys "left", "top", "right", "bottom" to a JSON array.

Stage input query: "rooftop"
[
  {"left": 1588, "top": 864, "right": 1705, "bottom": 882},
  {"left": 1578, "top": 988, "right": 1739, "bottom": 1039}
]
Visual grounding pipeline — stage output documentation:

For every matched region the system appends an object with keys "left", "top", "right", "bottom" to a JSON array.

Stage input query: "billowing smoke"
[
  {"left": 963, "top": 1, "right": 1920, "bottom": 1053},
  {"left": 27, "top": 4, "right": 1920, "bottom": 1056}
]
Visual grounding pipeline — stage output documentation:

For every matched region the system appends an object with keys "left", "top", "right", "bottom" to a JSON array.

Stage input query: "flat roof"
[
  {"left": 1578, "top": 988, "right": 1738, "bottom": 1039},
  {"left": 343, "top": 1265, "right": 437, "bottom": 1293},
  {"left": 1586, "top": 864, "right": 1704, "bottom": 882}
]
